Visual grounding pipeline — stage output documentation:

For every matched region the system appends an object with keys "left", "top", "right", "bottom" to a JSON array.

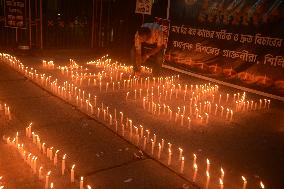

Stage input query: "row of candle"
[
  {"left": 42, "top": 60, "right": 55, "bottom": 69},
  {"left": 0, "top": 103, "right": 11, "bottom": 120},
  {"left": 25, "top": 124, "right": 94, "bottom": 189},
  {"left": 4, "top": 133, "right": 54, "bottom": 189},
  {"left": 0, "top": 53, "right": 268, "bottom": 189}
]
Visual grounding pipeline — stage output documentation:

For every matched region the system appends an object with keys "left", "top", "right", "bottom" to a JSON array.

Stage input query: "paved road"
[{"left": 0, "top": 56, "right": 196, "bottom": 189}]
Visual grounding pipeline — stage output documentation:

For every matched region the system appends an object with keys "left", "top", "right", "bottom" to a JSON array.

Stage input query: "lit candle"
[
  {"left": 206, "top": 158, "right": 210, "bottom": 172},
  {"left": 219, "top": 178, "right": 224, "bottom": 189},
  {"left": 49, "top": 147, "right": 53, "bottom": 161},
  {"left": 260, "top": 181, "right": 265, "bottom": 189},
  {"left": 45, "top": 171, "right": 51, "bottom": 189},
  {"left": 205, "top": 171, "right": 210, "bottom": 189},
  {"left": 230, "top": 110, "right": 233, "bottom": 122},
  {"left": 180, "top": 156, "right": 185, "bottom": 173},
  {"left": 126, "top": 92, "right": 129, "bottom": 101},
  {"left": 38, "top": 166, "right": 43, "bottom": 180},
  {"left": 71, "top": 164, "right": 75, "bottom": 183},
  {"left": 226, "top": 93, "right": 229, "bottom": 103},
  {"left": 178, "top": 148, "right": 183, "bottom": 161},
  {"left": 215, "top": 104, "right": 218, "bottom": 115},
  {"left": 62, "top": 154, "right": 66, "bottom": 175},
  {"left": 187, "top": 117, "right": 191, "bottom": 129},
  {"left": 193, "top": 163, "right": 198, "bottom": 182},
  {"left": 242, "top": 176, "right": 247, "bottom": 189},
  {"left": 151, "top": 139, "right": 154, "bottom": 155},
  {"left": 226, "top": 108, "right": 229, "bottom": 120},
  {"left": 157, "top": 143, "right": 161, "bottom": 159},
  {"left": 143, "top": 136, "right": 147, "bottom": 150},
  {"left": 221, "top": 167, "right": 224, "bottom": 180},
  {"left": 54, "top": 150, "right": 59, "bottom": 166},
  {"left": 80, "top": 177, "right": 84, "bottom": 189},
  {"left": 167, "top": 149, "right": 172, "bottom": 165}
]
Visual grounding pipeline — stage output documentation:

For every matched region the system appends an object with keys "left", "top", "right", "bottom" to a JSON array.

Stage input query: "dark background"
[{"left": 0, "top": 0, "right": 168, "bottom": 56}]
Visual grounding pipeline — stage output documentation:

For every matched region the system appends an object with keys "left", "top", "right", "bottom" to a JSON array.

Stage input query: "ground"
[{"left": 0, "top": 49, "right": 283, "bottom": 189}]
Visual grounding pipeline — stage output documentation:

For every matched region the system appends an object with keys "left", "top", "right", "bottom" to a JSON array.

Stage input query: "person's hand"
[{"left": 142, "top": 54, "right": 150, "bottom": 64}]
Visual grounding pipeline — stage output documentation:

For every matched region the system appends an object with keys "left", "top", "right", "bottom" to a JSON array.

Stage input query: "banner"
[
  {"left": 4, "top": 0, "right": 26, "bottom": 28},
  {"left": 165, "top": 0, "right": 284, "bottom": 96},
  {"left": 135, "top": 0, "right": 152, "bottom": 15},
  {"left": 154, "top": 17, "right": 170, "bottom": 48}
]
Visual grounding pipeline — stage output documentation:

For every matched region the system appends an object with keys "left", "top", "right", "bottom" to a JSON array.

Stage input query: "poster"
[
  {"left": 5, "top": 0, "right": 26, "bottom": 28},
  {"left": 165, "top": 0, "right": 284, "bottom": 96},
  {"left": 135, "top": 0, "right": 152, "bottom": 15},
  {"left": 154, "top": 17, "right": 170, "bottom": 48}
]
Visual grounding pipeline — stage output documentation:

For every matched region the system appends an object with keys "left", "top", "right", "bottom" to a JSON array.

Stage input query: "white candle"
[
  {"left": 226, "top": 108, "right": 229, "bottom": 120},
  {"left": 71, "top": 164, "right": 75, "bottom": 183},
  {"left": 230, "top": 110, "right": 233, "bottom": 122},
  {"left": 193, "top": 163, "right": 198, "bottom": 182},
  {"left": 242, "top": 176, "right": 247, "bottom": 189},
  {"left": 45, "top": 171, "right": 51, "bottom": 189},
  {"left": 80, "top": 177, "right": 84, "bottom": 189},
  {"left": 54, "top": 150, "right": 59, "bottom": 166},
  {"left": 206, "top": 158, "right": 210, "bottom": 172},
  {"left": 151, "top": 139, "right": 154, "bottom": 155},
  {"left": 33, "top": 157, "right": 37, "bottom": 173},
  {"left": 205, "top": 171, "right": 210, "bottom": 189},
  {"left": 219, "top": 178, "right": 224, "bottom": 189},
  {"left": 180, "top": 156, "right": 185, "bottom": 173},
  {"left": 49, "top": 147, "right": 53, "bottom": 161},
  {"left": 167, "top": 149, "right": 172, "bottom": 165},
  {"left": 38, "top": 166, "right": 43, "bottom": 180},
  {"left": 126, "top": 92, "right": 129, "bottom": 101},
  {"left": 62, "top": 154, "right": 66, "bottom": 175},
  {"left": 178, "top": 148, "right": 183, "bottom": 161},
  {"left": 221, "top": 167, "right": 224, "bottom": 180},
  {"left": 143, "top": 136, "right": 147, "bottom": 150},
  {"left": 157, "top": 143, "right": 161, "bottom": 159}
]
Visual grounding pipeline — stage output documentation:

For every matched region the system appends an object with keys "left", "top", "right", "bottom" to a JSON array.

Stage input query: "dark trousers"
[{"left": 131, "top": 45, "right": 164, "bottom": 76}]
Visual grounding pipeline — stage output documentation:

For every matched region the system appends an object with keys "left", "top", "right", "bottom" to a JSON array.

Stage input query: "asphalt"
[
  {"left": 1, "top": 49, "right": 284, "bottom": 189},
  {"left": 0, "top": 55, "right": 196, "bottom": 189}
]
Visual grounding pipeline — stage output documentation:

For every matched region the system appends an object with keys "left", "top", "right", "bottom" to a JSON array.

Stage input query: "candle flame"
[
  {"left": 72, "top": 164, "right": 75, "bottom": 169},
  {"left": 206, "top": 170, "right": 210, "bottom": 177},
  {"left": 181, "top": 156, "right": 184, "bottom": 161},
  {"left": 221, "top": 167, "right": 224, "bottom": 176},
  {"left": 47, "top": 171, "right": 51, "bottom": 176},
  {"left": 242, "top": 176, "right": 246, "bottom": 182},
  {"left": 207, "top": 158, "right": 210, "bottom": 165},
  {"left": 260, "top": 181, "right": 265, "bottom": 189},
  {"left": 87, "top": 185, "right": 92, "bottom": 189},
  {"left": 219, "top": 178, "right": 223, "bottom": 185},
  {"left": 50, "top": 183, "right": 54, "bottom": 189},
  {"left": 81, "top": 176, "right": 84, "bottom": 181},
  {"left": 63, "top": 154, "right": 66, "bottom": 159}
]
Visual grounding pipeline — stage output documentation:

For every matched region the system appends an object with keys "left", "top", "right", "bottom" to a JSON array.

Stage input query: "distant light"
[{"left": 57, "top": 13, "right": 61, "bottom": 16}]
